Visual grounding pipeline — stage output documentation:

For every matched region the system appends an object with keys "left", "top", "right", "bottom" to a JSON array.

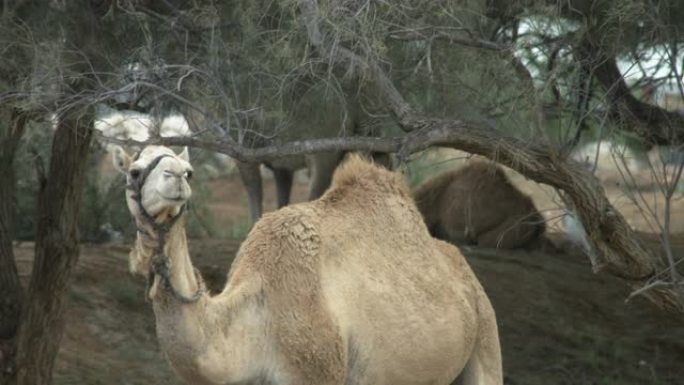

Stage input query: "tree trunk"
[
  {"left": 0, "top": 110, "right": 28, "bottom": 384},
  {"left": 12, "top": 109, "right": 92, "bottom": 385}
]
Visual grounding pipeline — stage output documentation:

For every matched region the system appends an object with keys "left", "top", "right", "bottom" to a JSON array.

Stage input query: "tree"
[
  {"left": 0, "top": 2, "right": 119, "bottom": 383},
  {"left": 0, "top": 110, "right": 28, "bottom": 375},
  {"left": 0, "top": 6, "right": 37, "bottom": 380},
  {"left": 13, "top": 109, "right": 93, "bottom": 385}
]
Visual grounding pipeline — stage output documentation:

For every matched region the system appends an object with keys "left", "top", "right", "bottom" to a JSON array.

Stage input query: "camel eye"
[
  {"left": 130, "top": 169, "right": 141, "bottom": 179},
  {"left": 186, "top": 170, "right": 193, "bottom": 180}
]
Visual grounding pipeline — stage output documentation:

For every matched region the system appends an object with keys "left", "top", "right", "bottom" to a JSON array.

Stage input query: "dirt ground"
[{"left": 12, "top": 170, "right": 684, "bottom": 385}]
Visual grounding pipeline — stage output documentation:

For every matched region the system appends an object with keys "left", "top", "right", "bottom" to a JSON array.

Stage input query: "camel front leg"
[
  {"left": 307, "top": 152, "right": 343, "bottom": 200},
  {"left": 237, "top": 160, "right": 263, "bottom": 223},
  {"left": 272, "top": 167, "right": 294, "bottom": 208},
  {"left": 371, "top": 151, "right": 394, "bottom": 170}
]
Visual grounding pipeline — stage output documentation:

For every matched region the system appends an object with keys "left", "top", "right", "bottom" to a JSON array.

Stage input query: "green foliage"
[
  {"left": 78, "top": 155, "right": 133, "bottom": 243},
  {"left": 386, "top": 38, "right": 541, "bottom": 143},
  {"left": 184, "top": 148, "right": 220, "bottom": 239},
  {"left": 227, "top": 213, "right": 253, "bottom": 240}
]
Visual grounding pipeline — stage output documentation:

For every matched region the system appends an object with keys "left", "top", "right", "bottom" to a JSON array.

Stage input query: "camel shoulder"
[
  {"left": 232, "top": 205, "right": 321, "bottom": 277},
  {"left": 228, "top": 205, "right": 345, "bottom": 382}
]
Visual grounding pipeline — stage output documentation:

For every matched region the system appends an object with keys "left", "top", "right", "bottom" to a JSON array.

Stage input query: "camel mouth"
[{"left": 163, "top": 196, "right": 187, "bottom": 203}]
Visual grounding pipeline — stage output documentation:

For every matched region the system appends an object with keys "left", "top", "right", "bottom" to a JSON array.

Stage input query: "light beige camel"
[
  {"left": 414, "top": 160, "right": 545, "bottom": 249},
  {"left": 113, "top": 145, "right": 502, "bottom": 385}
]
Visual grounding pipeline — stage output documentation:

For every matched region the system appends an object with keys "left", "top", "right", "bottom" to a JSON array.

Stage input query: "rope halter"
[{"left": 126, "top": 152, "right": 205, "bottom": 304}]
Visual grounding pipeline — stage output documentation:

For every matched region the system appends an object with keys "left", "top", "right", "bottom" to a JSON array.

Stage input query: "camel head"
[
  {"left": 112, "top": 146, "right": 193, "bottom": 274},
  {"left": 113, "top": 145, "right": 193, "bottom": 275},
  {"left": 113, "top": 145, "right": 193, "bottom": 218}
]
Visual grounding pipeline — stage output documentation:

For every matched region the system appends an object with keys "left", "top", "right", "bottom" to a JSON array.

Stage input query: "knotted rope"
[{"left": 126, "top": 153, "right": 205, "bottom": 304}]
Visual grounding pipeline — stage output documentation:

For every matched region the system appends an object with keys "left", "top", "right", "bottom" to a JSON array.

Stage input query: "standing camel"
[
  {"left": 236, "top": 152, "right": 345, "bottom": 221},
  {"left": 113, "top": 145, "right": 502, "bottom": 385},
  {"left": 235, "top": 82, "right": 394, "bottom": 222},
  {"left": 237, "top": 150, "right": 392, "bottom": 222}
]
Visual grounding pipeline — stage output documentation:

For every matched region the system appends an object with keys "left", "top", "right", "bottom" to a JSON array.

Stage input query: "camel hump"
[
  {"left": 327, "top": 153, "right": 412, "bottom": 200},
  {"left": 416, "top": 159, "right": 509, "bottom": 198},
  {"left": 443, "top": 159, "right": 508, "bottom": 182}
]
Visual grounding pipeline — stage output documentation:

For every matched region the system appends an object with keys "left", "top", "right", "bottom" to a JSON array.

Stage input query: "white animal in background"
[
  {"left": 562, "top": 210, "right": 593, "bottom": 256},
  {"left": 93, "top": 104, "right": 236, "bottom": 178},
  {"left": 93, "top": 105, "right": 191, "bottom": 150}
]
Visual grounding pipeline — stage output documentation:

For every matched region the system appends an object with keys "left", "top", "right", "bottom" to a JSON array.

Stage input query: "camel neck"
[
  {"left": 135, "top": 218, "right": 202, "bottom": 304},
  {"left": 137, "top": 219, "right": 209, "bottom": 367},
  {"left": 134, "top": 220, "right": 268, "bottom": 384}
]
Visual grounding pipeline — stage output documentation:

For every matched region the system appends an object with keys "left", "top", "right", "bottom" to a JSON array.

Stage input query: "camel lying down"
[
  {"left": 414, "top": 160, "right": 545, "bottom": 249},
  {"left": 113, "top": 145, "right": 502, "bottom": 385}
]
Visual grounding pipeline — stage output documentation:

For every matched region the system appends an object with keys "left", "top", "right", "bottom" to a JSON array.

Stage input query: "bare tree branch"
[
  {"left": 387, "top": 27, "right": 509, "bottom": 52},
  {"left": 96, "top": 130, "right": 404, "bottom": 160},
  {"left": 98, "top": 111, "right": 684, "bottom": 313},
  {"left": 576, "top": 38, "right": 684, "bottom": 146}
]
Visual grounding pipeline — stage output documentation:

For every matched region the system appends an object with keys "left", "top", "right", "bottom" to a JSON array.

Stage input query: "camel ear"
[
  {"left": 112, "top": 146, "right": 132, "bottom": 174},
  {"left": 178, "top": 146, "right": 190, "bottom": 162}
]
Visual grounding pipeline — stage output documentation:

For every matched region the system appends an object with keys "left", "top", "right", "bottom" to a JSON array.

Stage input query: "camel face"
[{"left": 113, "top": 145, "right": 193, "bottom": 219}]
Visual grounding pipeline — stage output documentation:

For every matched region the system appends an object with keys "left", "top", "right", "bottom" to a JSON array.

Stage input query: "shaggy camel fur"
[
  {"left": 113, "top": 145, "right": 502, "bottom": 385},
  {"left": 414, "top": 161, "right": 545, "bottom": 249}
]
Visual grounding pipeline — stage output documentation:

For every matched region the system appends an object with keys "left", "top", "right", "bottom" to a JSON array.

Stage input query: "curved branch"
[
  {"left": 575, "top": 38, "right": 684, "bottom": 146},
  {"left": 96, "top": 130, "right": 405, "bottom": 161},
  {"left": 97, "top": 115, "right": 684, "bottom": 314}
]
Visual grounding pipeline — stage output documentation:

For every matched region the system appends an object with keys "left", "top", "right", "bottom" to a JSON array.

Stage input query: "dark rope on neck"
[{"left": 127, "top": 154, "right": 205, "bottom": 304}]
